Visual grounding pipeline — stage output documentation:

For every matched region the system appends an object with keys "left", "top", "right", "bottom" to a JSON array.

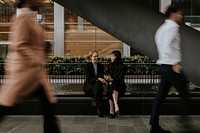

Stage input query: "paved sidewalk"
[{"left": 0, "top": 115, "right": 200, "bottom": 133}]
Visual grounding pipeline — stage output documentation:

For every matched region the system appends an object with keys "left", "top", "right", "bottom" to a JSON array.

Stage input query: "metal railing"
[{"left": 0, "top": 63, "right": 160, "bottom": 85}]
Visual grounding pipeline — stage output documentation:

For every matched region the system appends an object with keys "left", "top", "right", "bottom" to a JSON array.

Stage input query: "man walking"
[{"left": 149, "top": 4, "right": 189, "bottom": 133}]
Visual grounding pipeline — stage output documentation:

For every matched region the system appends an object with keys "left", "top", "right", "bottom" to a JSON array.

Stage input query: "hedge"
[
  {"left": 0, "top": 55, "right": 157, "bottom": 75},
  {"left": 47, "top": 55, "right": 155, "bottom": 63}
]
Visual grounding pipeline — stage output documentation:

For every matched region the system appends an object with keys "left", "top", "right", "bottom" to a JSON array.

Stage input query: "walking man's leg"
[
  {"left": 150, "top": 66, "right": 171, "bottom": 133},
  {"left": 170, "top": 72, "right": 193, "bottom": 132},
  {"left": 36, "top": 86, "right": 60, "bottom": 133},
  {"left": 150, "top": 76, "right": 170, "bottom": 127},
  {"left": 0, "top": 105, "right": 13, "bottom": 122}
]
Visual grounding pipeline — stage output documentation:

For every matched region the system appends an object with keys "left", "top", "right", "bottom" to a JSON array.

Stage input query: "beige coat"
[{"left": 0, "top": 8, "right": 57, "bottom": 106}]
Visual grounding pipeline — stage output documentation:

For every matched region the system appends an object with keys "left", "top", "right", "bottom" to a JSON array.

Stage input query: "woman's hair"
[
  {"left": 84, "top": 50, "right": 98, "bottom": 62},
  {"left": 165, "top": 4, "right": 182, "bottom": 18},
  {"left": 17, "top": 0, "right": 29, "bottom": 8},
  {"left": 110, "top": 50, "right": 122, "bottom": 65}
]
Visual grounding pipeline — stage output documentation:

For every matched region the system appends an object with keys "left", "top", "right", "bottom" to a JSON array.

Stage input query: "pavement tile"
[{"left": 0, "top": 115, "right": 200, "bottom": 133}]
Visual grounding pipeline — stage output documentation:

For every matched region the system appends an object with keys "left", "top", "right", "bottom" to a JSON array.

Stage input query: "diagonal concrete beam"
[{"left": 55, "top": 0, "right": 200, "bottom": 86}]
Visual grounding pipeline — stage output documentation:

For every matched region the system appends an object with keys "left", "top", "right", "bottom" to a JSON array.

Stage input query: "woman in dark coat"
[
  {"left": 82, "top": 50, "right": 107, "bottom": 117},
  {"left": 104, "top": 50, "right": 127, "bottom": 118}
]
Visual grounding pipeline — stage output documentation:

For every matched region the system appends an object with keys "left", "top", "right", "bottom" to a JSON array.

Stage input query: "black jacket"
[
  {"left": 106, "top": 63, "right": 127, "bottom": 94},
  {"left": 82, "top": 62, "right": 104, "bottom": 93}
]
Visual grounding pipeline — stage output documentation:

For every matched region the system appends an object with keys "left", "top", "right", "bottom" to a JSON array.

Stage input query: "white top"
[
  {"left": 155, "top": 19, "right": 181, "bottom": 65},
  {"left": 92, "top": 62, "right": 97, "bottom": 75}
]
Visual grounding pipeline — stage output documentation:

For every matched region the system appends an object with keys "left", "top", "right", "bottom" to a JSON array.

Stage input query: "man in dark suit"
[{"left": 82, "top": 50, "right": 107, "bottom": 117}]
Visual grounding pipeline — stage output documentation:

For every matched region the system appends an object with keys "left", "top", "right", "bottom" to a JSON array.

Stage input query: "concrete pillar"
[
  {"left": 54, "top": 2, "right": 65, "bottom": 56},
  {"left": 123, "top": 43, "right": 130, "bottom": 57},
  {"left": 159, "top": 0, "right": 171, "bottom": 13},
  {"left": 78, "top": 16, "right": 84, "bottom": 32},
  {"left": 16, "top": 8, "right": 21, "bottom": 17}
]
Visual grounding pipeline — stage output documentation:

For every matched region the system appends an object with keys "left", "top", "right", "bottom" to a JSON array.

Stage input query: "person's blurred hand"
[{"left": 172, "top": 64, "right": 182, "bottom": 73}]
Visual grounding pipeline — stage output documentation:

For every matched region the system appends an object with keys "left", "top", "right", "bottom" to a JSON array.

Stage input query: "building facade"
[{"left": 0, "top": 0, "right": 199, "bottom": 57}]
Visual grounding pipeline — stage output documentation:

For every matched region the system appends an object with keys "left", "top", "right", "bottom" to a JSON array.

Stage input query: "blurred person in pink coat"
[{"left": 0, "top": 0, "right": 60, "bottom": 132}]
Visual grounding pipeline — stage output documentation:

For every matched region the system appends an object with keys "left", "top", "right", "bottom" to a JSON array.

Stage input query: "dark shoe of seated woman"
[
  {"left": 109, "top": 113, "right": 115, "bottom": 119},
  {"left": 97, "top": 109, "right": 104, "bottom": 117},
  {"left": 115, "top": 110, "right": 120, "bottom": 117}
]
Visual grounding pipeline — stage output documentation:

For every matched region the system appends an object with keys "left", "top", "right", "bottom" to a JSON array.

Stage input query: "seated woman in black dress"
[
  {"left": 82, "top": 50, "right": 107, "bottom": 117},
  {"left": 104, "top": 50, "right": 127, "bottom": 118}
]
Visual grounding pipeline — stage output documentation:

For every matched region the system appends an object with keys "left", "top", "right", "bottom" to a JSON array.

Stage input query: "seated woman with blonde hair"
[{"left": 82, "top": 50, "right": 107, "bottom": 117}]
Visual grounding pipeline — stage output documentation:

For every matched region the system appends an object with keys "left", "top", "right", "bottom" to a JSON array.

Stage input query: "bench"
[{"left": 7, "top": 93, "right": 200, "bottom": 115}]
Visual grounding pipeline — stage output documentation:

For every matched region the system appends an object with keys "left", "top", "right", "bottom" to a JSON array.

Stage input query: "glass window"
[
  {"left": 64, "top": 9, "right": 124, "bottom": 56},
  {"left": 38, "top": 3, "right": 54, "bottom": 55},
  {"left": 0, "top": 3, "right": 15, "bottom": 58},
  {"left": 172, "top": 0, "right": 200, "bottom": 29}
]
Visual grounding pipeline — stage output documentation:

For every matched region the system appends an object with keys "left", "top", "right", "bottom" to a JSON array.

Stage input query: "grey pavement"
[{"left": 0, "top": 115, "right": 200, "bottom": 133}]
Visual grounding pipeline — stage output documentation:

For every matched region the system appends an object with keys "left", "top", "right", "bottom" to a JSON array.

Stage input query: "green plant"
[{"left": 0, "top": 55, "right": 158, "bottom": 75}]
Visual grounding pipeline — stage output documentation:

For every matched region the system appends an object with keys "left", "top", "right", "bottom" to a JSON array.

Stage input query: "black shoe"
[
  {"left": 0, "top": 105, "right": 12, "bottom": 122},
  {"left": 109, "top": 113, "right": 115, "bottom": 119},
  {"left": 150, "top": 126, "right": 171, "bottom": 133},
  {"left": 115, "top": 110, "right": 120, "bottom": 117},
  {"left": 97, "top": 109, "right": 103, "bottom": 117}
]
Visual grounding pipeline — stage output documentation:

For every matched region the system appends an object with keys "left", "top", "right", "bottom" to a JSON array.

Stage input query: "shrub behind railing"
[{"left": 0, "top": 55, "right": 157, "bottom": 75}]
